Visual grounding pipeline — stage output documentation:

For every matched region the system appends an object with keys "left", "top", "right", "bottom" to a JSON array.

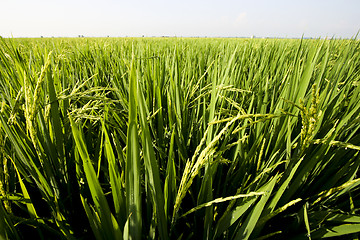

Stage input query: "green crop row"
[{"left": 0, "top": 37, "right": 360, "bottom": 239}]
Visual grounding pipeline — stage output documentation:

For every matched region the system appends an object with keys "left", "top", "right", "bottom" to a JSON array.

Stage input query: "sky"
[{"left": 0, "top": 0, "right": 359, "bottom": 38}]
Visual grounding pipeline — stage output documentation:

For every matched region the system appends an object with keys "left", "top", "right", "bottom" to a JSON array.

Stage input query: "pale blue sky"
[{"left": 1, "top": 0, "right": 359, "bottom": 38}]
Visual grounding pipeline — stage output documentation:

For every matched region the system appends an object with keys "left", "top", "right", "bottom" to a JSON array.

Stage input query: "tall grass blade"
[
  {"left": 70, "top": 117, "right": 122, "bottom": 240},
  {"left": 234, "top": 175, "right": 278, "bottom": 240},
  {"left": 125, "top": 53, "right": 142, "bottom": 240},
  {"left": 137, "top": 84, "right": 168, "bottom": 239}
]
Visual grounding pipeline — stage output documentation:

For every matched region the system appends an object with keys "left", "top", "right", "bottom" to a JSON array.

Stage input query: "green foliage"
[{"left": 0, "top": 36, "right": 360, "bottom": 239}]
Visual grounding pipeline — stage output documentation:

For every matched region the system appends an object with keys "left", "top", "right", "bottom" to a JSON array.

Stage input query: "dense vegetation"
[{"left": 0, "top": 37, "right": 360, "bottom": 239}]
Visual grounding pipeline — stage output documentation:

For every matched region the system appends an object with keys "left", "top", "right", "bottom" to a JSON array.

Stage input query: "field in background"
[{"left": 0, "top": 37, "right": 360, "bottom": 239}]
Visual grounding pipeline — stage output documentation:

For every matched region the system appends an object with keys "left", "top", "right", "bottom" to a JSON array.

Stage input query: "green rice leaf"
[
  {"left": 125, "top": 53, "right": 142, "bottom": 240},
  {"left": 311, "top": 224, "right": 360, "bottom": 238},
  {"left": 137, "top": 84, "right": 168, "bottom": 239},
  {"left": 70, "top": 117, "right": 122, "bottom": 240},
  {"left": 234, "top": 175, "right": 278, "bottom": 240}
]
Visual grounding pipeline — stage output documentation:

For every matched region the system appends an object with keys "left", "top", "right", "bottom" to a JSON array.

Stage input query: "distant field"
[{"left": 0, "top": 37, "right": 360, "bottom": 239}]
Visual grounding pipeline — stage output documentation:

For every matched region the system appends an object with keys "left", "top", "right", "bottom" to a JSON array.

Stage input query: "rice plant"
[{"left": 0, "top": 36, "right": 360, "bottom": 239}]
